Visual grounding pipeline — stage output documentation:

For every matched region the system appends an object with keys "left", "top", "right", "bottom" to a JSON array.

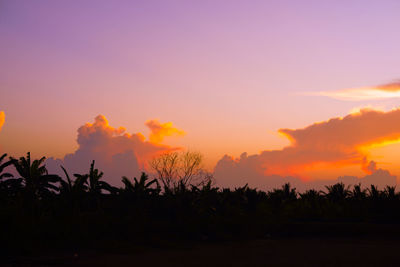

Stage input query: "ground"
[{"left": 4, "top": 237, "right": 400, "bottom": 266}]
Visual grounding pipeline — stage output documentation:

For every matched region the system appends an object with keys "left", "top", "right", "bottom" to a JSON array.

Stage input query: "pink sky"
[{"left": 1, "top": 1, "right": 400, "bottom": 188}]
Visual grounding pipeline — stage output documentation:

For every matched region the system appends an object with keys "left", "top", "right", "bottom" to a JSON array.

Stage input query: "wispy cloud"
[{"left": 310, "top": 81, "right": 400, "bottom": 101}]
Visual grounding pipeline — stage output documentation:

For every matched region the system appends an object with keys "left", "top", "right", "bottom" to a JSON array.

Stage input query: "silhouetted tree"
[
  {"left": 300, "top": 189, "right": 322, "bottom": 201},
  {"left": 0, "top": 153, "right": 13, "bottom": 180},
  {"left": 268, "top": 183, "right": 297, "bottom": 202},
  {"left": 59, "top": 165, "right": 87, "bottom": 195},
  {"left": 367, "top": 185, "right": 382, "bottom": 201},
  {"left": 73, "top": 160, "right": 117, "bottom": 196},
  {"left": 0, "top": 153, "right": 17, "bottom": 194},
  {"left": 58, "top": 165, "right": 88, "bottom": 214},
  {"left": 120, "top": 172, "right": 160, "bottom": 199},
  {"left": 324, "top": 183, "right": 350, "bottom": 202},
  {"left": 150, "top": 151, "right": 212, "bottom": 192},
  {"left": 3, "top": 151, "right": 400, "bottom": 250},
  {"left": 383, "top": 185, "right": 397, "bottom": 200},
  {"left": 9, "top": 152, "right": 60, "bottom": 199}
]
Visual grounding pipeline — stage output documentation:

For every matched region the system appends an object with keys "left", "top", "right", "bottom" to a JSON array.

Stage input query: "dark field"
[
  {"left": 4, "top": 236, "right": 400, "bottom": 267},
  {"left": 3, "top": 154, "right": 400, "bottom": 266}
]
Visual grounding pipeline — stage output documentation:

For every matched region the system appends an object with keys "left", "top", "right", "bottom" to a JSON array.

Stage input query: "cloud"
[
  {"left": 214, "top": 108, "right": 400, "bottom": 190},
  {"left": 145, "top": 119, "right": 185, "bottom": 143},
  {"left": 362, "top": 158, "right": 377, "bottom": 174},
  {"left": 47, "top": 115, "right": 183, "bottom": 185},
  {"left": 215, "top": 154, "right": 396, "bottom": 192},
  {"left": 377, "top": 81, "right": 400, "bottom": 92},
  {"left": 337, "top": 168, "right": 396, "bottom": 190},
  {"left": 273, "top": 108, "right": 400, "bottom": 174},
  {"left": 0, "top": 111, "right": 5, "bottom": 132},
  {"left": 312, "top": 81, "right": 400, "bottom": 101},
  {"left": 214, "top": 153, "right": 303, "bottom": 190}
]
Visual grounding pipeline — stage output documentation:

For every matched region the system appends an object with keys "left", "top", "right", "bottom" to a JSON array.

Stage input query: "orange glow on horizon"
[{"left": 262, "top": 158, "right": 362, "bottom": 181}]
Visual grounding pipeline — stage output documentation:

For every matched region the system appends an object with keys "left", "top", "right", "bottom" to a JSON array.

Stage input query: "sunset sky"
[{"left": 1, "top": 1, "right": 400, "bottom": 189}]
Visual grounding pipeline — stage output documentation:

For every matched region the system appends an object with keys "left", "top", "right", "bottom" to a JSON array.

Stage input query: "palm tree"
[
  {"left": 323, "top": 183, "right": 350, "bottom": 202},
  {"left": 299, "top": 189, "right": 323, "bottom": 219},
  {"left": 59, "top": 165, "right": 73, "bottom": 195},
  {"left": 10, "top": 152, "right": 60, "bottom": 199},
  {"left": 0, "top": 153, "right": 19, "bottom": 196},
  {"left": 367, "top": 185, "right": 382, "bottom": 201},
  {"left": 383, "top": 185, "right": 397, "bottom": 200},
  {"left": 268, "top": 183, "right": 297, "bottom": 202},
  {"left": 59, "top": 165, "right": 87, "bottom": 195},
  {"left": 57, "top": 165, "right": 94, "bottom": 215},
  {"left": 351, "top": 183, "right": 367, "bottom": 201},
  {"left": 281, "top": 183, "right": 297, "bottom": 200},
  {"left": 74, "top": 160, "right": 117, "bottom": 195},
  {"left": 300, "top": 189, "right": 322, "bottom": 201},
  {"left": 121, "top": 172, "right": 160, "bottom": 198},
  {"left": 0, "top": 153, "right": 13, "bottom": 180}
]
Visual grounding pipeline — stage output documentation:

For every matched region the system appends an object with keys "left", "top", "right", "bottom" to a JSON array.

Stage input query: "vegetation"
[{"left": 2, "top": 151, "right": 400, "bottom": 254}]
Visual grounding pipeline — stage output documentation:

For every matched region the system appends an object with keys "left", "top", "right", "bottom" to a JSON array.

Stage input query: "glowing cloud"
[
  {"left": 255, "top": 108, "right": 400, "bottom": 176},
  {"left": 214, "top": 108, "right": 400, "bottom": 189},
  {"left": 0, "top": 111, "right": 5, "bottom": 132},
  {"left": 47, "top": 115, "right": 183, "bottom": 185},
  {"left": 313, "top": 81, "right": 400, "bottom": 101},
  {"left": 146, "top": 119, "right": 185, "bottom": 144},
  {"left": 215, "top": 155, "right": 396, "bottom": 192}
]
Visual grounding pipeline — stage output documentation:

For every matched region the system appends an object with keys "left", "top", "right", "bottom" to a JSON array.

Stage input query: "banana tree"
[
  {"left": 73, "top": 160, "right": 117, "bottom": 195},
  {"left": 121, "top": 172, "right": 160, "bottom": 199},
  {"left": 58, "top": 165, "right": 89, "bottom": 213},
  {"left": 351, "top": 183, "right": 367, "bottom": 201},
  {"left": 0, "top": 153, "right": 19, "bottom": 196},
  {"left": 0, "top": 153, "right": 13, "bottom": 180},
  {"left": 323, "top": 183, "right": 350, "bottom": 202},
  {"left": 10, "top": 152, "right": 60, "bottom": 199},
  {"left": 59, "top": 165, "right": 87, "bottom": 195}
]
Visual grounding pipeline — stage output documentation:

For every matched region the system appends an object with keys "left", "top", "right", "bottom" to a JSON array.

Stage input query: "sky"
[{"left": 1, "top": 0, "right": 400, "bottom": 189}]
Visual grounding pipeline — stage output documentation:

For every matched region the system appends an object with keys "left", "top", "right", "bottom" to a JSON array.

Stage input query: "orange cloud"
[
  {"left": 377, "top": 81, "right": 400, "bottom": 92},
  {"left": 145, "top": 119, "right": 185, "bottom": 144},
  {"left": 0, "top": 111, "right": 5, "bottom": 132},
  {"left": 361, "top": 158, "right": 377, "bottom": 175},
  {"left": 47, "top": 115, "right": 183, "bottom": 185},
  {"left": 312, "top": 81, "right": 400, "bottom": 101},
  {"left": 272, "top": 108, "right": 400, "bottom": 174},
  {"left": 215, "top": 108, "right": 400, "bottom": 189}
]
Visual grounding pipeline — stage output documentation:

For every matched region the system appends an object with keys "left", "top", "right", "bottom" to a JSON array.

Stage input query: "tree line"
[{"left": 1, "top": 151, "right": 400, "bottom": 253}]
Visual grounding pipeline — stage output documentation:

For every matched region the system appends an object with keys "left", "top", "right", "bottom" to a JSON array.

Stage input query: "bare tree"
[{"left": 149, "top": 151, "right": 213, "bottom": 191}]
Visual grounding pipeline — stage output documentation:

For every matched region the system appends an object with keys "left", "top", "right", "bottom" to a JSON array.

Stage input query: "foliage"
[
  {"left": 8, "top": 152, "right": 60, "bottom": 199},
  {"left": 73, "top": 160, "right": 118, "bottom": 195},
  {"left": 2, "top": 151, "right": 400, "bottom": 251}
]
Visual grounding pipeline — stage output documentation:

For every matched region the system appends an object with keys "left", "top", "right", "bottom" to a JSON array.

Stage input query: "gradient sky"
[{"left": 1, "top": 1, "right": 400, "bottom": 187}]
